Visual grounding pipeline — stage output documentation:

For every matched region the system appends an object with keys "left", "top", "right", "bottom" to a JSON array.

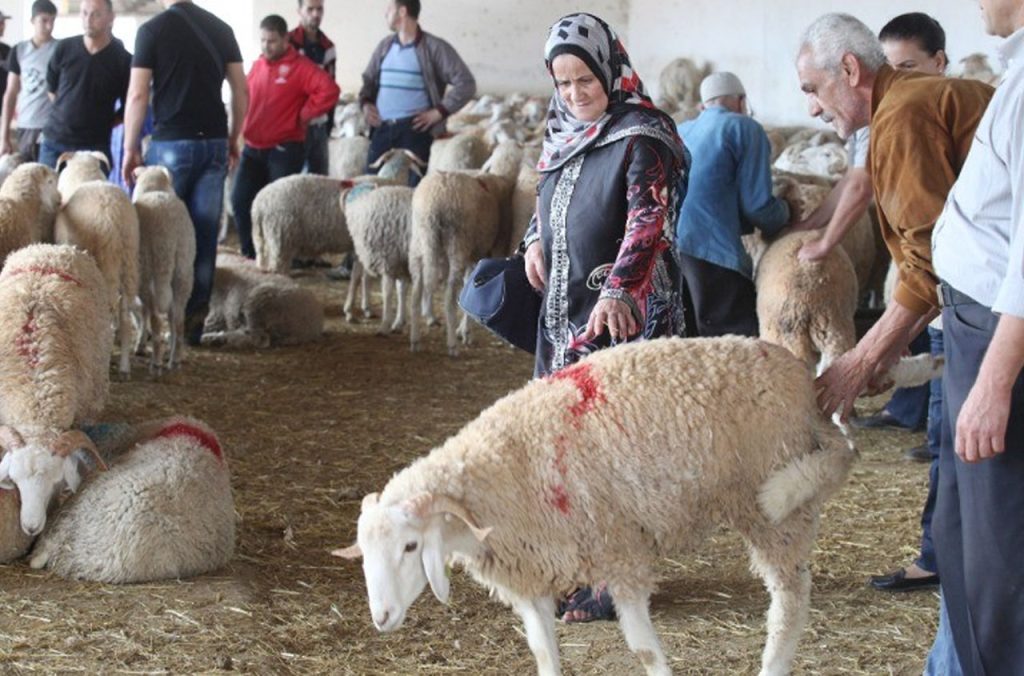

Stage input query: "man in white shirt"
[{"left": 928, "top": 0, "right": 1024, "bottom": 673}]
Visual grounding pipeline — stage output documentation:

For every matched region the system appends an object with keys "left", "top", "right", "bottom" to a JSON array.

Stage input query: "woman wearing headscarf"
[
  {"left": 523, "top": 12, "right": 689, "bottom": 379},
  {"left": 522, "top": 13, "right": 689, "bottom": 621}
]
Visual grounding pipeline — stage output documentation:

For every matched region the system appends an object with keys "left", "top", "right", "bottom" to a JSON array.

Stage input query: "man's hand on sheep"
[
  {"left": 121, "top": 148, "right": 143, "bottom": 188},
  {"left": 412, "top": 108, "right": 444, "bottom": 132},
  {"left": 524, "top": 241, "right": 547, "bottom": 291},
  {"left": 815, "top": 349, "right": 874, "bottom": 421},
  {"left": 583, "top": 298, "right": 638, "bottom": 343},
  {"left": 797, "top": 236, "right": 834, "bottom": 262}
]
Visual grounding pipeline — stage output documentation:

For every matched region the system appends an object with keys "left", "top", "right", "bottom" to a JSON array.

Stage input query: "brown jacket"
[{"left": 869, "top": 65, "right": 994, "bottom": 315}]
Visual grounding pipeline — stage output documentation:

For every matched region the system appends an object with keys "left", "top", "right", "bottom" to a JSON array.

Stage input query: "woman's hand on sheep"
[
  {"left": 583, "top": 298, "right": 638, "bottom": 343},
  {"left": 524, "top": 241, "right": 547, "bottom": 291}
]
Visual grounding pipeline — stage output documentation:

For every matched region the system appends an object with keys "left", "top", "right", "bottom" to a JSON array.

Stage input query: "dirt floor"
[{"left": 0, "top": 269, "right": 940, "bottom": 675}]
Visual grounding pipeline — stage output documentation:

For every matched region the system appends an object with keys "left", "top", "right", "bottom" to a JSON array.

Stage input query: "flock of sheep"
[{"left": 0, "top": 51, "right": 994, "bottom": 674}]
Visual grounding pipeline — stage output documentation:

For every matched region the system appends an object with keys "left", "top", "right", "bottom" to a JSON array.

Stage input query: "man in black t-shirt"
[
  {"left": 121, "top": 0, "right": 248, "bottom": 346},
  {"left": 39, "top": 0, "right": 131, "bottom": 170},
  {"left": 0, "top": 11, "right": 11, "bottom": 107}
]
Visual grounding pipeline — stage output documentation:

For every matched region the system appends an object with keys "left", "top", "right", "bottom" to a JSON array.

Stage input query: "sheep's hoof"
[
  {"left": 457, "top": 330, "right": 472, "bottom": 345},
  {"left": 390, "top": 323, "right": 405, "bottom": 334},
  {"left": 344, "top": 312, "right": 356, "bottom": 324},
  {"left": 447, "top": 346, "right": 459, "bottom": 358},
  {"left": 426, "top": 317, "right": 440, "bottom": 327},
  {"left": 409, "top": 340, "right": 421, "bottom": 353},
  {"left": 362, "top": 309, "right": 375, "bottom": 319},
  {"left": 374, "top": 328, "right": 389, "bottom": 338}
]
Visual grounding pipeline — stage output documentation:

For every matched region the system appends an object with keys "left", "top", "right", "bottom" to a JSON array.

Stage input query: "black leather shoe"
[
  {"left": 851, "top": 411, "right": 910, "bottom": 430},
  {"left": 904, "top": 445, "right": 933, "bottom": 463},
  {"left": 870, "top": 568, "right": 939, "bottom": 592}
]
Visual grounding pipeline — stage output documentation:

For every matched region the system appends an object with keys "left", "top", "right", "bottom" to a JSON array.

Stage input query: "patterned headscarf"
[{"left": 538, "top": 13, "right": 662, "bottom": 172}]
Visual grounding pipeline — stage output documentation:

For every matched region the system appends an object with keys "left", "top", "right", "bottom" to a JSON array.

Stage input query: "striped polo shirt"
[{"left": 375, "top": 39, "right": 431, "bottom": 120}]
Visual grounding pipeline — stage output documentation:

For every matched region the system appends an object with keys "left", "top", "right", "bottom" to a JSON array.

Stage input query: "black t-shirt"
[
  {"left": 44, "top": 36, "right": 132, "bottom": 146},
  {"left": 0, "top": 43, "right": 10, "bottom": 102},
  {"left": 133, "top": 3, "right": 242, "bottom": 141}
]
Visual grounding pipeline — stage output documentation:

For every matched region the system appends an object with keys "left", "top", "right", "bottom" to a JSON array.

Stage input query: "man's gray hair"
[{"left": 800, "top": 13, "right": 887, "bottom": 73}]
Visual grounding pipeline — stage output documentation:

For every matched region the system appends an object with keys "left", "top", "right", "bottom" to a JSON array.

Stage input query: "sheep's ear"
[
  {"left": 0, "top": 453, "right": 14, "bottom": 490},
  {"left": 332, "top": 543, "right": 362, "bottom": 560},
  {"left": 91, "top": 151, "right": 111, "bottom": 174},
  {"left": 62, "top": 454, "right": 86, "bottom": 493},
  {"left": 422, "top": 521, "right": 450, "bottom": 604},
  {"left": 55, "top": 152, "right": 75, "bottom": 174}
]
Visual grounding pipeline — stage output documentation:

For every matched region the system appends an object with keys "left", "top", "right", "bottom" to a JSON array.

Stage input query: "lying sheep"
[
  {"left": 55, "top": 151, "right": 110, "bottom": 202},
  {"left": 344, "top": 184, "right": 413, "bottom": 334},
  {"left": 0, "top": 488, "right": 34, "bottom": 563},
  {"left": 0, "top": 163, "right": 61, "bottom": 266},
  {"left": 252, "top": 148, "right": 422, "bottom": 275},
  {"left": 30, "top": 416, "right": 235, "bottom": 583},
  {"left": 756, "top": 231, "right": 859, "bottom": 373},
  {"left": 55, "top": 169, "right": 140, "bottom": 377},
  {"left": 337, "top": 336, "right": 855, "bottom": 676},
  {"left": 773, "top": 142, "right": 848, "bottom": 181},
  {"left": 202, "top": 252, "right": 323, "bottom": 348},
  {"left": 0, "top": 152, "right": 25, "bottom": 189},
  {"left": 132, "top": 166, "right": 196, "bottom": 372},
  {"left": 408, "top": 140, "right": 523, "bottom": 355},
  {"left": 0, "top": 244, "right": 114, "bottom": 536}
]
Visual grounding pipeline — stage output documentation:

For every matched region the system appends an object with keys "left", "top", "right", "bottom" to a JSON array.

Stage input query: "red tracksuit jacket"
[{"left": 243, "top": 46, "right": 340, "bottom": 149}]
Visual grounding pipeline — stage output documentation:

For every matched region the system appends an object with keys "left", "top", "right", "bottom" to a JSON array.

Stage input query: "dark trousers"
[
  {"left": 230, "top": 142, "right": 306, "bottom": 259},
  {"left": 303, "top": 122, "right": 329, "bottom": 176},
  {"left": 884, "top": 330, "right": 932, "bottom": 430},
  {"left": 933, "top": 283, "right": 1024, "bottom": 676},
  {"left": 39, "top": 137, "right": 112, "bottom": 171},
  {"left": 678, "top": 252, "right": 759, "bottom": 338},
  {"left": 366, "top": 117, "right": 432, "bottom": 187},
  {"left": 916, "top": 326, "right": 944, "bottom": 574}
]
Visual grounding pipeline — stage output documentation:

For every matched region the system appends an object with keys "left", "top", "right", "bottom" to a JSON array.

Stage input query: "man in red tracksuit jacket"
[{"left": 230, "top": 13, "right": 339, "bottom": 259}]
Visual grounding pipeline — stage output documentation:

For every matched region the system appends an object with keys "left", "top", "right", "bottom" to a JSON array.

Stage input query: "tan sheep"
[
  {"left": 0, "top": 244, "right": 114, "bottom": 536},
  {"left": 132, "top": 166, "right": 196, "bottom": 372},
  {"left": 337, "top": 336, "right": 855, "bottom": 676},
  {"left": 0, "top": 163, "right": 61, "bottom": 267},
  {"left": 55, "top": 151, "right": 110, "bottom": 202}
]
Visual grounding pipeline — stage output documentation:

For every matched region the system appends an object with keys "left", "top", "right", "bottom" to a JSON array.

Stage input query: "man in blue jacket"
[{"left": 675, "top": 72, "right": 791, "bottom": 337}]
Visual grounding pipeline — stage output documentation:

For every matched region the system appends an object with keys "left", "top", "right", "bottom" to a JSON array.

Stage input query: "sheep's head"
[
  {"left": 0, "top": 427, "right": 106, "bottom": 536},
  {"left": 132, "top": 165, "right": 176, "bottom": 198},
  {"left": 333, "top": 492, "right": 490, "bottom": 632}
]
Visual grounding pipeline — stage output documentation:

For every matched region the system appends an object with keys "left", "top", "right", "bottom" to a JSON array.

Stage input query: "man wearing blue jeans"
[{"left": 121, "top": 0, "right": 248, "bottom": 346}]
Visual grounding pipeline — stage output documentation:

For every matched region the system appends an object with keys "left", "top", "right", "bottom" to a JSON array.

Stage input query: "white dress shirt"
[{"left": 933, "top": 27, "right": 1024, "bottom": 318}]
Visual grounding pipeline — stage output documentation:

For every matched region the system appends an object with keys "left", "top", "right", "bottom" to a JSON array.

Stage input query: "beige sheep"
[
  {"left": 0, "top": 244, "right": 114, "bottom": 536},
  {"left": 428, "top": 130, "right": 491, "bottom": 174},
  {"left": 0, "top": 152, "right": 25, "bottom": 189},
  {"left": 132, "top": 166, "right": 196, "bottom": 372},
  {"left": 0, "top": 163, "right": 61, "bottom": 267},
  {"left": 55, "top": 151, "right": 110, "bottom": 202},
  {"left": 55, "top": 178, "right": 140, "bottom": 378},
  {"left": 337, "top": 336, "right": 855, "bottom": 676}
]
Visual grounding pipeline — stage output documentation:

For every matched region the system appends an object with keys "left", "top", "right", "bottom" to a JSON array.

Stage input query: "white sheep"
[
  {"left": 336, "top": 336, "right": 855, "bottom": 676},
  {"left": 773, "top": 142, "right": 848, "bottom": 182},
  {"left": 0, "top": 244, "right": 114, "bottom": 535},
  {"left": 427, "top": 131, "right": 490, "bottom": 174},
  {"left": 0, "top": 163, "right": 61, "bottom": 266},
  {"left": 344, "top": 184, "right": 414, "bottom": 335},
  {"left": 55, "top": 173, "right": 140, "bottom": 378},
  {"left": 408, "top": 140, "right": 524, "bottom": 356},
  {"left": 30, "top": 416, "right": 235, "bottom": 583},
  {"left": 132, "top": 166, "right": 196, "bottom": 372},
  {"left": 328, "top": 135, "right": 372, "bottom": 179},
  {"left": 334, "top": 101, "right": 369, "bottom": 138},
  {"left": 0, "top": 152, "right": 25, "bottom": 189},
  {"left": 55, "top": 151, "right": 110, "bottom": 202},
  {"left": 202, "top": 252, "right": 324, "bottom": 348}
]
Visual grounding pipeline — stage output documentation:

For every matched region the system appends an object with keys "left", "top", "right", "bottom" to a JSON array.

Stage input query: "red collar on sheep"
[
  {"left": 155, "top": 423, "right": 223, "bottom": 461},
  {"left": 3, "top": 266, "right": 83, "bottom": 286}
]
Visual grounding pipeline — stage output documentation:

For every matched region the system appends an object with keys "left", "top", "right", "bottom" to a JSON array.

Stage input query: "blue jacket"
[{"left": 675, "top": 106, "right": 789, "bottom": 278}]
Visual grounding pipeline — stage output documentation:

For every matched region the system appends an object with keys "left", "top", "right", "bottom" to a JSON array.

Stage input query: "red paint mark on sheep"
[
  {"left": 547, "top": 484, "right": 571, "bottom": 515},
  {"left": 5, "top": 266, "right": 83, "bottom": 286},
  {"left": 15, "top": 310, "right": 41, "bottom": 369},
  {"left": 156, "top": 423, "right": 224, "bottom": 461},
  {"left": 549, "top": 363, "right": 606, "bottom": 425}
]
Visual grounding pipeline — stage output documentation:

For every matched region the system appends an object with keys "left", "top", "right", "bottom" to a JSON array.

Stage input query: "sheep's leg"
[
  {"left": 168, "top": 298, "right": 184, "bottom": 369},
  {"left": 511, "top": 596, "right": 561, "bottom": 676},
  {"left": 149, "top": 307, "right": 165, "bottom": 375},
  {"left": 409, "top": 265, "right": 423, "bottom": 352},
  {"left": 422, "top": 287, "right": 438, "bottom": 327},
  {"left": 360, "top": 262, "right": 372, "bottom": 318},
  {"left": 117, "top": 294, "right": 133, "bottom": 379},
  {"left": 444, "top": 266, "right": 461, "bottom": 357},
  {"left": 391, "top": 279, "right": 406, "bottom": 333},
  {"left": 456, "top": 267, "right": 473, "bottom": 346},
  {"left": 376, "top": 275, "right": 393, "bottom": 336},
  {"left": 343, "top": 260, "right": 362, "bottom": 323},
  {"left": 741, "top": 511, "right": 816, "bottom": 676},
  {"left": 614, "top": 595, "right": 672, "bottom": 676}
]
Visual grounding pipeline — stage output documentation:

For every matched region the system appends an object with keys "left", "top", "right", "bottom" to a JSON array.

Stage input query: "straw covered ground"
[{"left": 0, "top": 271, "right": 940, "bottom": 675}]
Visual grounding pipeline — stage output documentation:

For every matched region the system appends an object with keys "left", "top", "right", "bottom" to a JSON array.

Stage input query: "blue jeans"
[
  {"left": 366, "top": 117, "right": 433, "bottom": 187},
  {"left": 915, "top": 327, "right": 944, "bottom": 574},
  {"left": 924, "top": 592, "right": 963, "bottom": 676},
  {"left": 230, "top": 142, "right": 306, "bottom": 258},
  {"left": 39, "top": 137, "right": 112, "bottom": 171},
  {"left": 885, "top": 329, "right": 931, "bottom": 430},
  {"left": 145, "top": 138, "right": 229, "bottom": 336},
  {"left": 303, "top": 122, "right": 329, "bottom": 176}
]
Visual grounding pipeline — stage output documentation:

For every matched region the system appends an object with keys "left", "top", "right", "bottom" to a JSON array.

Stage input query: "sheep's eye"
[{"left": 403, "top": 541, "right": 418, "bottom": 554}]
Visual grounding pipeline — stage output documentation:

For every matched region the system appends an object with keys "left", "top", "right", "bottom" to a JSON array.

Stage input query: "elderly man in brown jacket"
[{"left": 794, "top": 13, "right": 993, "bottom": 420}]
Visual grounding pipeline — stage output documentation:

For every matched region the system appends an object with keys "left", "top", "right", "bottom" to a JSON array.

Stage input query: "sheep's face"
[
  {"left": 338, "top": 496, "right": 435, "bottom": 632},
  {"left": 0, "top": 445, "right": 81, "bottom": 536}
]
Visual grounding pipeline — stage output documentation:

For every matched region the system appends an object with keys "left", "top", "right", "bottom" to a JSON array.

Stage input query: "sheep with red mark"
[
  {"left": 54, "top": 156, "right": 140, "bottom": 378},
  {"left": 132, "top": 166, "right": 196, "bottom": 372},
  {"left": 0, "top": 163, "right": 61, "bottom": 266},
  {"left": 0, "top": 244, "right": 114, "bottom": 536},
  {"left": 336, "top": 336, "right": 856, "bottom": 676},
  {"left": 30, "top": 416, "right": 235, "bottom": 583}
]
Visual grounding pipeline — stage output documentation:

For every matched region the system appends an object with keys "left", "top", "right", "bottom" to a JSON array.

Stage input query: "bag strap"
[{"left": 169, "top": 4, "right": 224, "bottom": 78}]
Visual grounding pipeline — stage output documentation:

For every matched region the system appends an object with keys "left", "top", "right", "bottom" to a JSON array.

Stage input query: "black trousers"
[
  {"left": 933, "top": 283, "right": 1024, "bottom": 676},
  {"left": 678, "top": 252, "right": 759, "bottom": 338}
]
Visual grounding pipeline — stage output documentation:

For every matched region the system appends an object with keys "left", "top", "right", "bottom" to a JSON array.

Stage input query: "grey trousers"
[{"left": 933, "top": 283, "right": 1024, "bottom": 676}]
